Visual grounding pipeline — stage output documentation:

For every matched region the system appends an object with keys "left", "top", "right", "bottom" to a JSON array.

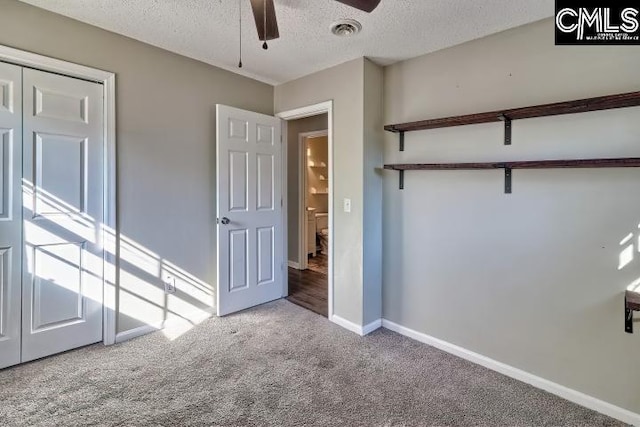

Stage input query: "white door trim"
[
  {"left": 298, "top": 130, "right": 328, "bottom": 270},
  {"left": 277, "top": 101, "right": 334, "bottom": 319},
  {"left": 0, "top": 44, "right": 117, "bottom": 346}
]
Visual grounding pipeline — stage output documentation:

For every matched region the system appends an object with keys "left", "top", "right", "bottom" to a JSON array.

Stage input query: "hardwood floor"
[{"left": 287, "top": 266, "right": 328, "bottom": 317}]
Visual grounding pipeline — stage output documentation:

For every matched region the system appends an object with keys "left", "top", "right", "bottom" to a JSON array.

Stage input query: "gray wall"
[
  {"left": 383, "top": 19, "right": 640, "bottom": 413},
  {"left": 363, "top": 59, "right": 384, "bottom": 325},
  {"left": 276, "top": 58, "right": 384, "bottom": 327},
  {"left": 0, "top": 0, "right": 274, "bottom": 334},
  {"left": 287, "top": 114, "right": 328, "bottom": 264},
  {"left": 276, "top": 58, "right": 366, "bottom": 325}
]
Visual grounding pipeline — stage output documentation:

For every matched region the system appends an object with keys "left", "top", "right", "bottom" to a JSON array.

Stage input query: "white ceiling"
[{"left": 20, "top": 0, "right": 553, "bottom": 85}]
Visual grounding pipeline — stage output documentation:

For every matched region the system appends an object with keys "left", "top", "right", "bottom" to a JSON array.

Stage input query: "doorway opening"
[{"left": 277, "top": 103, "right": 333, "bottom": 319}]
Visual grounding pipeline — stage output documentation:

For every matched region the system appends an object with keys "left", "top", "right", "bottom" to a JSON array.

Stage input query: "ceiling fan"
[{"left": 248, "top": 0, "right": 381, "bottom": 48}]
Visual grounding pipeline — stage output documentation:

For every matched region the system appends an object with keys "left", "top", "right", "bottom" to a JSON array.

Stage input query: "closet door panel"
[
  {"left": 21, "top": 68, "right": 104, "bottom": 363},
  {"left": 0, "top": 62, "right": 23, "bottom": 370}
]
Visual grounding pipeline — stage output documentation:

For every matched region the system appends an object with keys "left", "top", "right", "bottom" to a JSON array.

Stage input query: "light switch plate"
[{"left": 343, "top": 198, "right": 351, "bottom": 213}]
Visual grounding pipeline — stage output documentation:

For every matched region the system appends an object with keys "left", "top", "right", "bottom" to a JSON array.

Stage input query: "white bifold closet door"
[
  {"left": 0, "top": 62, "right": 23, "bottom": 369},
  {"left": 0, "top": 63, "right": 105, "bottom": 368},
  {"left": 21, "top": 68, "right": 104, "bottom": 363}
]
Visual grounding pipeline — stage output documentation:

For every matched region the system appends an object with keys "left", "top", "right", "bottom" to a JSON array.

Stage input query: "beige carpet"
[{"left": 0, "top": 300, "right": 625, "bottom": 426}]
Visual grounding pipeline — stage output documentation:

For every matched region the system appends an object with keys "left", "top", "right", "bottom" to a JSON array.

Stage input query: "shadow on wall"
[{"left": 23, "top": 179, "right": 214, "bottom": 342}]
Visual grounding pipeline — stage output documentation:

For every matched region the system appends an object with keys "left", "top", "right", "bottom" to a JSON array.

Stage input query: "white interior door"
[
  {"left": 216, "top": 105, "right": 283, "bottom": 316},
  {"left": 21, "top": 68, "right": 104, "bottom": 362},
  {"left": 0, "top": 62, "right": 23, "bottom": 369}
]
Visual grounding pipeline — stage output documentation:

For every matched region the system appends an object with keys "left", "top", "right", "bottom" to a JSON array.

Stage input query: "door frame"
[
  {"left": 276, "top": 101, "right": 334, "bottom": 319},
  {"left": 297, "top": 130, "right": 328, "bottom": 270},
  {"left": 0, "top": 44, "right": 117, "bottom": 346}
]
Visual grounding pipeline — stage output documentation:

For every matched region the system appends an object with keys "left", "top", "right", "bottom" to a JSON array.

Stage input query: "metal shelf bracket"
[
  {"left": 625, "top": 291, "right": 640, "bottom": 334},
  {"left": 498, "top": 114, "right": 512, "bottom": 145},
  {"left": 504, "top": 167, "right": 512, "bottom": 194}
]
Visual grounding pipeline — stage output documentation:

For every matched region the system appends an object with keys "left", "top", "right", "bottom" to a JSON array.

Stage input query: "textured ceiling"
[{"left": 19, "top": 0, "right": 554, "bottom": 85}]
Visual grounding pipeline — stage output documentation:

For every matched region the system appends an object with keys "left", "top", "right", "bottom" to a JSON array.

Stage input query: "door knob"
[{"left": 219, "top": 217, "right": 230, "bottom": 225}]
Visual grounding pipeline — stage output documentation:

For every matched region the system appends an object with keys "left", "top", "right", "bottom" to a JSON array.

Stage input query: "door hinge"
[{"left": 281, "top": 198, "right": 283, "bottom": 207}]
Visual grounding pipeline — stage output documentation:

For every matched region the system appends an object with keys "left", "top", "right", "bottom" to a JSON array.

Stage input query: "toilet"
[{"left": 315, "top": 213, "right": 329, "bottom": 254}]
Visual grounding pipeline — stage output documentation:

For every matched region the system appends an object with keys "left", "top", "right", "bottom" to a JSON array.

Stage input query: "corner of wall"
[{"left": 362, "top": 58, "right": 384, "bottom": 325}]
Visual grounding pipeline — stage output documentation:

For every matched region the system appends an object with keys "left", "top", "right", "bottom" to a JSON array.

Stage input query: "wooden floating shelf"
[
  {"left": 384, "top": 158, "right": 640, "bottom": 171},
  {"left": 384, "top": 158, "right": 640, "bottom": 192},
  {"left": 627, "top": 290, "right": 640, "bottom": 311},
  {"left": 384, "top": 91, "right": 640, "bottom": 134}
]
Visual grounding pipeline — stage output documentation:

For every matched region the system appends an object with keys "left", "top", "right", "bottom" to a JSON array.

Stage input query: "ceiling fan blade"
[
  {"left": 335, "top": 0, "right": 381, "bottom": 13},
  {"left": 249, "top": 0, "right": 279, "bottom": 41}
]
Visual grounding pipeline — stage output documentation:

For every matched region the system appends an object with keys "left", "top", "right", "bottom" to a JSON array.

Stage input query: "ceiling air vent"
[{"left": 330, "top": 19, "right": 362, "bottom": 37}]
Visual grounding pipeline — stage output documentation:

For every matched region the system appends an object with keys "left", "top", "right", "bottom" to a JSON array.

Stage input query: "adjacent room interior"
[
  {"left": 305, "top": 134, "right": 330, "bottom": 275},
  {"left": 285, "top": 114, "right": 330, "bottom": 317},
  {"left": 0, "top": 0, "right": 639, "bottom": 426}
]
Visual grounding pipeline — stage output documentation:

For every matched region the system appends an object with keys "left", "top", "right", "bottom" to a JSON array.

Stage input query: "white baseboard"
[
  {"left": 381, "top": 319, "right": 640, "bottom": 426},
  {"left": 287, "top": 260, "right": 301, "bottom": 269},
  {"left": 330, "top": 315, "right": 362, "bottom": 335},
  {"left": 331, "top": 315, "right": 382, "bottom": 336},
  {"left": 363, "top": 318, "right": 382, "bottom": 335},
  {"left": 115, "top": 324, "right": 159, "bottom": 343},
  {"left": 115, "top": 308, "right": 215, "bottom": 344}
]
